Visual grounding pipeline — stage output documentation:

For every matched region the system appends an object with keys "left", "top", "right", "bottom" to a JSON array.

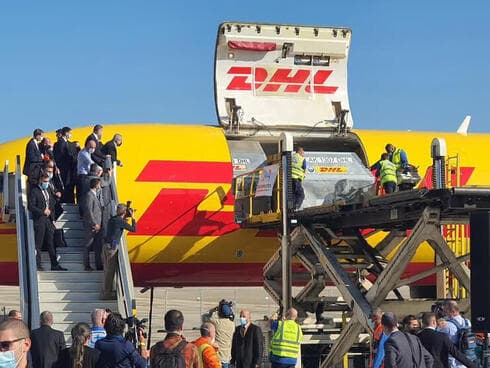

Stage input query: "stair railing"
[{"left": 14, "top": 155, "right": 40, "bottom": 329}]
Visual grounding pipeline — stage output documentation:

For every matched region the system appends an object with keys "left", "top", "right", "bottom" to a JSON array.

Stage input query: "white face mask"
[
  {"left": 240, "top": 317, "right": 247, "bottom": 327},
  {"left": 88, "top": 148, "right": 95, "bottom": 154}
]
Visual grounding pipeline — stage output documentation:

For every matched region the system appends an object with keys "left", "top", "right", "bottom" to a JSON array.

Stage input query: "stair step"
[
  {"left": 39, "top": 312, "right": 98, "bottom": 323},
  {"left": 38, "top": 271, "right": 103, "bottom": 282},
  {"left": 38, "top": 291, "right": 105, "bottom": 302},
  {"left": 63, "top": 229, "right": 85, "bottom": 239},
  {"left": 39, "top": 301, "right": 118, "bottom": 313},
  {"left": 38, "top": 281, "right": 102, "bottom": 292},
  {"left": 40, "top": 261, "right": 98, "bottom": 272},
  {"left": 41, "top": 252, "right": 93, "bottom": 263},
  {"left": 55, "top": 221, "right": 84, "bottom": 230}
]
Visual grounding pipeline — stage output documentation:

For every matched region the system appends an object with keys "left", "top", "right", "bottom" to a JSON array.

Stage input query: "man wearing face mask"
[
  {"left": 77, "top": 140, "right": 96, "bottom": 211},
  {"left": 82, "top": 178, "right": 104, "bottom": 271},
  {"left": 192, "top": 322, "right": 221, "bottom": 368},
  {"left": 102, "top": 134, "right": 124, "bottom": 168},
  {"left": 23, "top": 128, "right": 45, "bottom": 176},
  {"left": 28, "top": 174, "right": 67, "bottom": 271},
  {"left": 231, "top": 310, "right": 263, "bottom": 368},
  {"left": 402, "top": 315, "right": 421, "bottom": 335},
  {"left": 0, "top": 317, "right": 32, "bottom": 368}
]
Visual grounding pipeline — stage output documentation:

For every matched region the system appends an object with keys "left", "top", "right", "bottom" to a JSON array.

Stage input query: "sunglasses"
[{"left": 0, "top": 337, "right": 25, "bottom": 352}]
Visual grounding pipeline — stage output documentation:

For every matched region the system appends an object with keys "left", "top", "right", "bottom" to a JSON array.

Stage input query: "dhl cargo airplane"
[{"left": 0, "top": 23, "right": 487, "bottom": 296}]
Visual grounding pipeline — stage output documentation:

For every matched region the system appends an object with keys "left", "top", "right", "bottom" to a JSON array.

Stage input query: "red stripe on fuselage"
[
  {"left": 131, "top": 188, "right": 239, "bottom": 237},
  {"left": 136, "top": 161, "right": 233, "bottom": 183},
  {"left": 0, "top": 263, "right": 18, "bottom": 285}
]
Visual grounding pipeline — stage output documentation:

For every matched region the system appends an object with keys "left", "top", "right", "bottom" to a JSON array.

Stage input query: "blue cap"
[{"left": 221, "top": 304, "right": 232, "bottom": 317}]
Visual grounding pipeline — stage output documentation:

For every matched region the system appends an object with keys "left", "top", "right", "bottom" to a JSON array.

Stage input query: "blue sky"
[{"left": 1, "top": 1, "right": 489, "bottom": 143}]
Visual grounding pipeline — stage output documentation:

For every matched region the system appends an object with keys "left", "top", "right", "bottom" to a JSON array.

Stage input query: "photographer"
[
  {"left": 102, "top": 203, "right": 136, "bottom": 300},
  {"left": 95, "top": 312, "right": 148, "bottom": 368},
  {"left": 209, "top": 300, "right": 235, "bottom": 368}
]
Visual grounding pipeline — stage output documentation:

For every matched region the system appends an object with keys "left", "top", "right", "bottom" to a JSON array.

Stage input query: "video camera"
[
  {"left": 125, "top": 200, "right": 135, "bottom": 218},
  {"left": 431, "top": 301, "right": 446, "bottom": 320},
  {"left": 124, "top": 316, "right": 148, "bottom": 346},
  {"left": 217, "top": 299, "right": 235, "bottom": 321}
]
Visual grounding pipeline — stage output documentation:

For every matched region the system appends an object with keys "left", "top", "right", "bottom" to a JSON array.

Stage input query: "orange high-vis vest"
[{"left": 369, "top": 324, "right": 384, "bottom": 368}]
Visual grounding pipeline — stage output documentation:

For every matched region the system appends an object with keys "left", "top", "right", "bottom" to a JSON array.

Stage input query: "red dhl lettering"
[
  {"left": 226, "top": 67, "right": 338, "bottom": 94},
  {"left": 316, "top": 166, "right": 347, "bottom": 173}
]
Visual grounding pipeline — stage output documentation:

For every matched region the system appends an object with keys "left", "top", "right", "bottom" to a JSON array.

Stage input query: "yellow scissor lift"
[{"left": 234, "top": 137, "right": 490, "bottom": 368}]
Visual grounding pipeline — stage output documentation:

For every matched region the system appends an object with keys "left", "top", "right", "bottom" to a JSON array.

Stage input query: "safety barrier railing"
[
  {"left": 14, "top": 155, "right": 40, "bottom": 329},
  {"left": 233, "top": 161, "right": 282, "bottom": 224},
  {"left": 2, "top": 161, "right": 9, "bottom": 222},
  {"left": 443, "top": 153, "right": 469, "bottom": 298},
  {"left": 107, "top": 164, "right": 136, "bottom": 321}
]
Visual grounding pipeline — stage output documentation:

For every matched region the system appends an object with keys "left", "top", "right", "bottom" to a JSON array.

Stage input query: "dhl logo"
[
  {"left": 225, "top": 66, "right": 338, "bottom": 94},
  {"left": 315, "top": 166, "right": 348, "bottom": 174},
  {"left": 131, "top": 160, "right": 239, "bottom": 237}
]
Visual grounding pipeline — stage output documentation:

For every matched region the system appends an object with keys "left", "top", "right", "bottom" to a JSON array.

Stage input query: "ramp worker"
[
  {"left": 291, "top": 146, "right": 306, "bottom": 210},
  {"left": 270, "top": 308, "right": 303, "bottom": 368},
  {"left": 369, "top": 308, "right": 387, "bottom": 368},
  {"left": 192, "top": 322, "right": 221, "bottom": 368},
  {"left": 379, "top": 153, "right": 397, "bottom": 194},
  {"left": 385, "top": 144, "right": 409, "bottom": 171}
]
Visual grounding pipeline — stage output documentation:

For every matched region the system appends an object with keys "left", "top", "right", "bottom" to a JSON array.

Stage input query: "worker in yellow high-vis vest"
[
  {"left": 270, "top": 308, "right": 303, "bottom": 368},
  {"left": 291, "top": 146, "right": 306, "bottom": 210},
  {"left": 379, "top": 153, "right": 397, "bottom": 194},
  {"left": 385, "top": 143, "right": 409, "bottom": 171}
]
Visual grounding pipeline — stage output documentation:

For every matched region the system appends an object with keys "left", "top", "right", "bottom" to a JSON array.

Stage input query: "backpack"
[
  {"left": 151, "top": 340, "right": 187, "bottom": 368},
  {"left": 448, "top": 317, "right": 478, "bottom": 362}
]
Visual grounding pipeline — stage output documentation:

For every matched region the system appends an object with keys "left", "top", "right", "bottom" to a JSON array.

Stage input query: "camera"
[
  {"left": 124, "top": 316, "right": 148, "bottom": 346},
  {"left": 218, "top": 299, "right": 235, "bottom": 321},
  {"left": 125, "top": 201, "right": 134, "bottom": 218},
  {"left": 431, "top": 301, "right": 446, "bottom": 320}
]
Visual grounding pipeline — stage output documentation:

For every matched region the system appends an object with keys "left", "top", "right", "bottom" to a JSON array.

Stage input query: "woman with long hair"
[{"left": 54, "top": 322, "right": 100, "bottom": 368}]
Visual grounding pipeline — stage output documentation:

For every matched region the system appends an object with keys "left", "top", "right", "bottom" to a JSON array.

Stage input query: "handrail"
[
  {"left": 14, "top": 155, "right": 40, "bottom": 329},
  {"left": 2, "top": 160, "right": 9, "bottom": 222},
  {"left": 107, "top": 165, "right": 136, "bottom": 320}
]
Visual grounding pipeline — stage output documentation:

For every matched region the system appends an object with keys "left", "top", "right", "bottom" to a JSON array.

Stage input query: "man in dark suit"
[
  {"left": 82, "top": 178, "right": 104, "bottom": 271},
  {"left": 54, "top": 126, "right": 77, "bottom": 203},
  {"left": 382, "top": 312, "right": 433, "bottom": 368},
  {"left": 231, "top": 309, "right": 263, "bottom": 368},
  {"left": 85, "top": 124, "right": 106, "bottom": 167},
  {"left": 23, "top": 128, "right": 44, "bottom": 176},
  {"left": 28, "top": 174, "right": 66, "bottom": 271},
  {"left": 30, "top": 311, "right": 66, "bottom": 368},
  {"left": 102, "top": 134, "right": 123, "bottom": 168},
  {"left": 418, "top": 312, "right": 478, "bottom": 368}
]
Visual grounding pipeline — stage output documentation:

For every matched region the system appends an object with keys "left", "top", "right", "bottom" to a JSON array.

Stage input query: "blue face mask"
[
  {"left": 0, "top": 349, "right": 19, "bottom": 368},
  {"left": 240, "top": 317, "right": 247, "bottom": 327},
  {"left": 39, "top": 182, "right": 49, "bottom": 190}
]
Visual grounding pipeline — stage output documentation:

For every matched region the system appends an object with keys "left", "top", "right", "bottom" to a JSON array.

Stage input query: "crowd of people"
[
  {"left": 23, "top": 125, "right": 129, "bottom": 298},
  {"left": 0, "top": 301, "right": 302, "bottom": 368},
  {"left": 371, "top": 300, "right": 481, "bottom": 368}
]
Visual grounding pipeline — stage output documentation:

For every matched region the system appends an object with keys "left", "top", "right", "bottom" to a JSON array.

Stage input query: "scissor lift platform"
[{"left": 257, "top": 187, "right": 490, "bottom": 368}]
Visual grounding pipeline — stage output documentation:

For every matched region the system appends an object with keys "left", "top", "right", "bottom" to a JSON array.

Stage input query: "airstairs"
[
  {"left": 13, "top": 155, "right": 136, "bottom": 343},
  {"left": 38, "top": 203, "right": 117, "bottom": 342}
]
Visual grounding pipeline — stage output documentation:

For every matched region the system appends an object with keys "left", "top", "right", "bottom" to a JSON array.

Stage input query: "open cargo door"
[{"left": 215, "top": 22, "right": 353, "bottom": 132}]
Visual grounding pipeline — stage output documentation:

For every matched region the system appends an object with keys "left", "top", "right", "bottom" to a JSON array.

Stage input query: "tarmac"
[{"left": 0, "top": 285, "right": 279, "bottom": 342}]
